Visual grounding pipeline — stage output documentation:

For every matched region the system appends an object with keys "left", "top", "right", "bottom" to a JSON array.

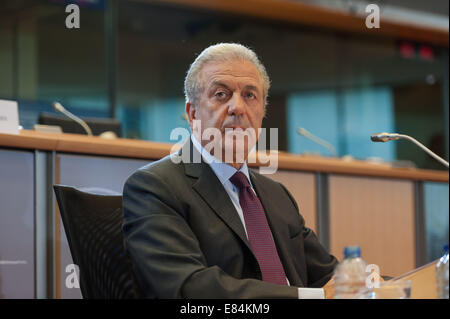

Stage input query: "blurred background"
[{"left": 0, "top": 0, "right": 448, "bottom": 170}]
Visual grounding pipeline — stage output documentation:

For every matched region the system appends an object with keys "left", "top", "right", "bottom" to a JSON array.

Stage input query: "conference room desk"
[{"left": 0, "top": 130, "right": 448, "bottom": 298}]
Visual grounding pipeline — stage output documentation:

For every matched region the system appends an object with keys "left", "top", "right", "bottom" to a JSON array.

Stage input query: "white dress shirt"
[{"left": 191, "top": 135, "right": 324, "bottom": 299}]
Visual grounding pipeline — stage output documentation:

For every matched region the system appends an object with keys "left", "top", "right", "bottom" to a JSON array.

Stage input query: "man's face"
[{"left": 186, "top": 59, "right": 265, "bottom": 164}]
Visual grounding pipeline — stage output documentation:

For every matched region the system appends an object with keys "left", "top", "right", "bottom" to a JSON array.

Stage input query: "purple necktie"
[{"left": 229, "top": 171, "right": 287, "bottom": 285}]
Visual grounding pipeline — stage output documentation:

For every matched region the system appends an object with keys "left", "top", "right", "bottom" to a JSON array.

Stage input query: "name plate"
[{"left": 0, "top": 100, "right": 19, "bottom": 135}]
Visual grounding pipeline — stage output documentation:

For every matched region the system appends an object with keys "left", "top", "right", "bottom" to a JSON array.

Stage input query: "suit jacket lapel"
[
  {"left": 181, "top": 140, "right": 252, "bottom": 253},
  {"left": 249, "top": 169, "right": 304, "bottom": 287}
]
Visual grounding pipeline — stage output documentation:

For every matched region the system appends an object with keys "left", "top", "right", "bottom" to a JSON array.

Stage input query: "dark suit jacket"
[{"left": 122, "top": 140, "right": 338, "bottom": 298}]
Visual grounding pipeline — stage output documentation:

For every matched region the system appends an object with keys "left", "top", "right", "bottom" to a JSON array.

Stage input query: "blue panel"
[
  {"left": 286, "top": 91, "right": 339, "bottom": 157},
  {"left": 0, "top": 149, "right": 35, "bottom": 298},
  {"left": 142, "top": 98, "right": 190, "bottom": 143},
  {"left": 116, "top": 105, "right": 141, "bottom": 139},
  {"left": 287, "top": 87, "right": 395, "bottom": 160},
  {"left": 424, "top": 182, "right": 449, "bottom": 262},
  {"left": 342, "top": 87, "right": 396, "bottom": 161}
]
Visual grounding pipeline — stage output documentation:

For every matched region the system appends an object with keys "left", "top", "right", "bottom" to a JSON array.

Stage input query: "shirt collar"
[{"left": 191, "top": 134, "right": 252, "bottom": 187}]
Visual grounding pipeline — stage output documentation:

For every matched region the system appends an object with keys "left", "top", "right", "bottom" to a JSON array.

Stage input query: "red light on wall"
[
  {"left": 399, "top": 42, "right": 416, "bottom": 59},
  {"left": 419, "top": 46, "right": 435, "bottom": 61}
]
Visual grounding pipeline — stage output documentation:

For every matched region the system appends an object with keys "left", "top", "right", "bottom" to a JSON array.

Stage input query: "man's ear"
[{"left": 185, "top": 102, "right": 196, "bottom": 128}]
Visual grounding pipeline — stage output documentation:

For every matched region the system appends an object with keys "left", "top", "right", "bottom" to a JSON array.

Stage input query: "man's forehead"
[
  {"left": 211, "top": 80, "right": 259, "bottom": 91},
  {"left": 200, "top": 60, "right": 263, "bottom": 88}
]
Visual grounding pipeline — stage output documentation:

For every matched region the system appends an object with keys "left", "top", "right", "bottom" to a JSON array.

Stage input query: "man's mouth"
[{"left": 224, "top": 126, "right": 247, "bottom": 130}]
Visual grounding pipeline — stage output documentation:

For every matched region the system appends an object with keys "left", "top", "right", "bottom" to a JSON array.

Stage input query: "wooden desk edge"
[{"left": 0, "top": 130, "right": 448, "bottom": 183}]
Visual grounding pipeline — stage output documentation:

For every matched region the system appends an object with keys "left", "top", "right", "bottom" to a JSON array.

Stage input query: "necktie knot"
[{"left": 229, "top": 171, "right": 250, "bottom": 190}]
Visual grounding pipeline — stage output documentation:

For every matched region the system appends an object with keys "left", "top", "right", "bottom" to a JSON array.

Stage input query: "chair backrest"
[{"left": 53, "top": 185, "right": 143, "bottom": 299}]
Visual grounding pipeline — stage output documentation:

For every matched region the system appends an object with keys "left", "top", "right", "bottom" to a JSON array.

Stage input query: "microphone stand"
[
  {"left": 371, "top": 132, "right": 449, "bottom": 168},
  {"left": 297, "top": 128, "right": 337, "bottom": 157},
  {"left": 53, "top": 102, "right": 93, "bottom": 136}
]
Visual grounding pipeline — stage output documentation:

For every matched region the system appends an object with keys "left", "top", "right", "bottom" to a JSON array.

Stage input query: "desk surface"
[
  {"left": 393, "top": 260, "right": 439, "bottom": 299},
  {"left": 0, "top": 130, "right": 448, "bottom": 182}
]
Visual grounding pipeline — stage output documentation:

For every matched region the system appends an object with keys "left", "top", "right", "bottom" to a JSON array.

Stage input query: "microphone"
[
  {"left": 53, "top": 102, "right": 93, "bottom": 136},
  {"left": 371, "top": 132, "right": 449, "bottom": 168},
  {"left": 370, "top": 132, "right": 401, "bottom": 142},
  {"left": 297, "top": 127, "right": 337, "bottom": 157}
]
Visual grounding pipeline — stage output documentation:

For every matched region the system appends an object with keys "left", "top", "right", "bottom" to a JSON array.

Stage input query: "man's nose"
[{"left": 228, "top": 93, "right": 246, "bottom": 115}]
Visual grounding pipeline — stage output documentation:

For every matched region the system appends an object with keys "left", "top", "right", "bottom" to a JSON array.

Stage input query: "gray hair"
[{"left": 184, "top": 43, "right": 270, "bottom": 108}]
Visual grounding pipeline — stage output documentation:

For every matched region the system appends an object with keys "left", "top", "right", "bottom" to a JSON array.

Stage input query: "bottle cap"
[{"left": 344, "top": 246, "right": 361, "bottom": 258}]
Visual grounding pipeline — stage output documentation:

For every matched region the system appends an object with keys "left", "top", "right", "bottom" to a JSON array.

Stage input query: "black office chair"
[{"left": 53, "top": 185, "right": 143, "bottom": 299}]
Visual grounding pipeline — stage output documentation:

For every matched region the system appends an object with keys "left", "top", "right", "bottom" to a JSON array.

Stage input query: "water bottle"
[
  {"left": 334, "top": 246, "right": 367, "bottom": 299},
  {"left": 436, "top": 244, "right": 449, "bottom": 299}
]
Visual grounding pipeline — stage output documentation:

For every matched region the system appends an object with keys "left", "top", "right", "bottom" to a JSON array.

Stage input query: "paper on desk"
[{"left": 0, "top": 99, "right": 19, "bottom": 135}]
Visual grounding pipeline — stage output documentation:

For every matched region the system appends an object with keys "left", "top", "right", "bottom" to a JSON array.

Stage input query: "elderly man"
[{"left": 123, "top": 43, "right": 338, "bottom": 299}]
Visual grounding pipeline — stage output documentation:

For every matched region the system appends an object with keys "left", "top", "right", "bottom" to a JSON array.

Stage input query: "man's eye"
[
  {"left": 245, "top": 92, "right": 256, "bottom": 99},
  {"left": 215, "top": 91, "right": 227, "bottom": 98}
]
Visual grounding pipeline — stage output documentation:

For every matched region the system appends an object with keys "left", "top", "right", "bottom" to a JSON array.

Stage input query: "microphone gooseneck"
[
  {"left": 53, "top": 102, "right": 93, "bottom": 136},
  {"left": 297, "top": 127, "right": 337, "bottom": 157},
  {"left": 371, "top": 132, "right": 449, "bottom": 168}
]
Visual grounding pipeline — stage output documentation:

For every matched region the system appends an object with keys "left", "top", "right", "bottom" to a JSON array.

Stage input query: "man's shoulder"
[
  {"left": 127, "top": 153, "right": 184, "bottom": 183},
  {"left": 138, "top": 153, "right": 179, "bottom": 172},
  {"left": 250, "top": 169, "right": 301, "bottom": 217},
  {"left": 250, "top": 169, "right": 297, "bottom": 202},
  {"left": 249, "top": 168, "right": 276, "bottom": 183},
  {"left": 249, "top": 169, "right": 285, "bottom": 192}
]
